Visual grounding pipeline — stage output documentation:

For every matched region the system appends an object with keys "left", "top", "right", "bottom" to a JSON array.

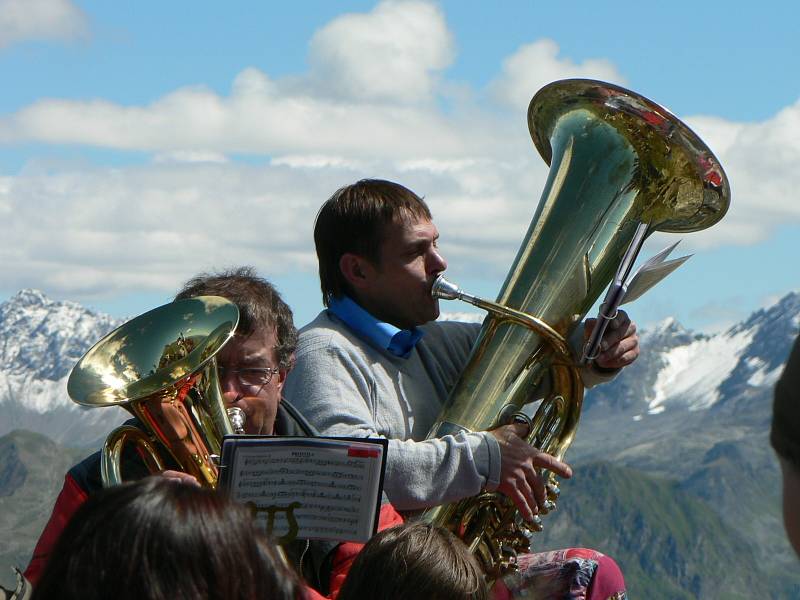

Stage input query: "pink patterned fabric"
[{"left": 492, "top": 548, "right": 627, "bottom": 600}]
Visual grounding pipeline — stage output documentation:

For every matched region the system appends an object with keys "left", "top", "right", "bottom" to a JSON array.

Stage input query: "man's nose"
[
  {"left": 429, "top": 248, "right": 447, "bottom": 274},
  {"left": 219, "top": 369, "right": 240, "bottom": 398}
]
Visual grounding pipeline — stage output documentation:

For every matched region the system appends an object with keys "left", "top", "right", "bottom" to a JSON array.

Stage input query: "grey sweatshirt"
[
  {"left": 283, "top": 311, "right": 612, "bottom": 510},
  {"left": 284, "top": 312, "right": 498, "bottom": 509}
]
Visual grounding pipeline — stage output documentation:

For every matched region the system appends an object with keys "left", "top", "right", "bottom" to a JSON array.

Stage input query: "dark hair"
[
  {"left": 175, "top": 266, "right": 297, "bottom": 370},
  {"left": 31, "top": 477, "right": 299, "bottom": 600},
  {"left": 772, "top": 335, "right": 800, "bottom": 470},
  {"left": 336, "top": 522, "right": 488, "bottom": 600},
  {"left": 314, "top": 179, "right": 432, "bottom": 305}
]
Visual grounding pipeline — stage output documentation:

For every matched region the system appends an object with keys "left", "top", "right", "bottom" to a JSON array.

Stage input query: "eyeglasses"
[{"left": 218, "top": 366, "right": 280, "bottom": 387}]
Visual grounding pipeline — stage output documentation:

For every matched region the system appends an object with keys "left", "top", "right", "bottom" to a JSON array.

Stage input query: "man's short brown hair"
[
  {"left": 314, "top": 179, "right": 432, "bottom": 305},
  {"left": 175, "top": 267, "right": 297, "bottom": 371}
]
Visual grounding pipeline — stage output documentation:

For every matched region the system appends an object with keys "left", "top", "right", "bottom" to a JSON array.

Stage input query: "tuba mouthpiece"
[{"left": 431, "top": 274, "right": 462, "bottom": 301}]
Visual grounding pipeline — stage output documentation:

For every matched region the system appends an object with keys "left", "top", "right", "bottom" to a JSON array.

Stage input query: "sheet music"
[
  {"left": 621, "top": 241, "right": 691, "bottom": 305},
  {"left": 219, "top": 436, "right": 386, "bottom": 543}
]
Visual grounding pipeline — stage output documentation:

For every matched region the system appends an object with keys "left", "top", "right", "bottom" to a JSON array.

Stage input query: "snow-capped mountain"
[
  {"left": 568, "top": 292, "right": 796, "bottom": 553},
  {"left": 581, "top": 291, "right": 800, "bottom": 423},
  {"left": 0, "top": 290, "right": 126, "bottom": 446}
]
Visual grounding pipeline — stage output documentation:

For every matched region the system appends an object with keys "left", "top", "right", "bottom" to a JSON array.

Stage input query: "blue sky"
[{"left": 0, "top": 0, "right": 798, "bottom": 332}]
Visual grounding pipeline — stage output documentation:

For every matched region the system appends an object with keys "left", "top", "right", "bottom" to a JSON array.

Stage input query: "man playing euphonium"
[{"left": 21, "top": 268, "right": 394, "bottom": 599}]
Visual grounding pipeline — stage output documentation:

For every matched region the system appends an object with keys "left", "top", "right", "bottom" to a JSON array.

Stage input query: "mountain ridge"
[
  {"left": 1, "top": 288, "right": 799, "bottom": 596},
  {"left": 0, "top": 289, "right": 126, "bottom": 445}
]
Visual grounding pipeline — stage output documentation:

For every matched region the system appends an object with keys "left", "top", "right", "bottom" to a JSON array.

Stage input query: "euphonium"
[
  {"left": 67, "top": 296, "right": 241, "bottom": 488},
  {"left": 423, "top": 79, "right": 730, "bottom": 577}
]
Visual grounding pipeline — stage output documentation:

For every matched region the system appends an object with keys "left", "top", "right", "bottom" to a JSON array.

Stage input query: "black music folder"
[{"left": 218, "top": 436, "right": 388, "bottom": 543}]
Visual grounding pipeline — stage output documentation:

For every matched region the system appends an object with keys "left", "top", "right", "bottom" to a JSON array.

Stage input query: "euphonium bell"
[
  {"left": 423, "top": 79, "right": 730, "bottom": 577},
  {"left": 67, "top": 296, "right": 241, "bottom": 488}
]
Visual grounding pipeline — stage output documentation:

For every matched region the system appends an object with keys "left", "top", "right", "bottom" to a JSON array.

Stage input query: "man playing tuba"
[{"left": 284, "top": 179, "right": 639, "bottom": 598}]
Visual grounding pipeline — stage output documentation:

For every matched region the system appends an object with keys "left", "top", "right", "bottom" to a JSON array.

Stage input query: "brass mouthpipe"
[{"left": 432, "top": 274, "right": 571, "bottom": 358}]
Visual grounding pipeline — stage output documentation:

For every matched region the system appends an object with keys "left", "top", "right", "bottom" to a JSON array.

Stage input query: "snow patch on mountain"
[
  {"left": 747, "top": 364, "right": 783, "bottom": 388},
  {"left": 648, "top": 326, "right": 755, "bottom": 412},
  {"left": 0, "top": 371, "right": 69, "bottom": 413}
]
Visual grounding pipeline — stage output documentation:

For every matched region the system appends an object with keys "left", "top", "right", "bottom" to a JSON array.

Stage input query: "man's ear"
[
  {"left": 275, "top": 353, "right": 294, "bottom": 394},
  {"left": 275, "top": 368, "right": 288, "bottom": 396},
  {"left": 339, "top": 253, "right": 374, "bottom": 291}
]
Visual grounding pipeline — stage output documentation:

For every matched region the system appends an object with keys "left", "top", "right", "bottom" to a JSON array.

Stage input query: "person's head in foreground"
[
  {"left": 336, "top": 522, "right": 488, "bottom": 600},
  {"left": 31, "top": 477, "right": 299, "bottom": 600},
  {"left": 314, "top": 178, "right": 446, "bottom": 330},
  {"left": 772, "top": 334, "right": 800, "bottom": 557},
  {"left": 176, "top": 266, "right": 297, "bottom": 435}
]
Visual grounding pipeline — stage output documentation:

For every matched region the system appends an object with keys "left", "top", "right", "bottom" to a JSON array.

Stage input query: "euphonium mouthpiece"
[{"left": 227, "top": 407, "right": 246, "bottom": 435}]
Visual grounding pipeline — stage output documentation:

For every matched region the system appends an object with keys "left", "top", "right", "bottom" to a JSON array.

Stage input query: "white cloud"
[
  {"left": 682, "top": 99, "right": 800, "bottom": 248},
  {"left": 0, "top": 67, "right": 498, "bottom": 160},
  {"left": 0, "top": 2, "right": 492, "bottom": 160},
  {"left": 270, "top": 155, "right": 369, "bottom": 170},
  {"left": 489, "top": 39, "right": 626, "bottom": 111},
  {"left": 153, "top": 151, "right": 229, "bottom": 164},
  {"left": 307, "top": 0, "right": 455, "bottom": 103},
  {"left": 0, "top": 0, "right": 87, "bottom": 48},
  {"left": 0, "top": 163, "right": 342, "bottom": 296},
  {"left": 0, "top": 0, "right": 799, "bottom": 306}
]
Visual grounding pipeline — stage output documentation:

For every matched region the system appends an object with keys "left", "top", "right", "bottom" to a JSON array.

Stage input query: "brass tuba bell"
[
  {"left": 68, "top": 296, "right": 241, "bottom": 488},
  {"left": 423, "top": 79, "right": 731, "bottom": 578}
]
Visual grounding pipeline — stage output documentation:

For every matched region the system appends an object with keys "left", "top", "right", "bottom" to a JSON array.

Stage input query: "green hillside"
[
  {"left": 537, "top": 461, "right": 800, "bottom": 599},
  {"left": 0, "top": 430, "right": 86, "bottom": 590}
]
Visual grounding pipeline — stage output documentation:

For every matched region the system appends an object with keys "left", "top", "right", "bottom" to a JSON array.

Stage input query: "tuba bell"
[
  {"left": 68, "top": 296, "right": 241, "bottom": 488},
  {"left": 423, "top": 79, "right": 731, "bottom": 578}
]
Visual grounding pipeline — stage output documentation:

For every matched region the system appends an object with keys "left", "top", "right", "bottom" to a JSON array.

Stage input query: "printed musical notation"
[
  {"left": 242, "top": 457, "right": 367, "bottom": 471},
  {"left": 219, "top": 436, "right": 387, "bottom": 544}
]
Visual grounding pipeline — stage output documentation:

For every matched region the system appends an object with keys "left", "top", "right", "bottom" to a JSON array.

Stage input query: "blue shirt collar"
[{"left": 328, "top": 295, "right": 424, "bottom": 358}]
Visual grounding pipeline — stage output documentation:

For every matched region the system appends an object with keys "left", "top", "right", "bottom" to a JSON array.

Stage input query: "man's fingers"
[
  {"left": 598, "top": 349, "right": 639, "bottom": 369},
  {"left": 506, "top": 477, "right": 537, "bottom": 522},
  {"left": 608, "top": 310, "right": 630, "bottom": 330},
  {"left": 618, "top": 349, "right": 639, "bottom": 365},
  {"left": 532, "top": 452, "right": 572, "bottom": 479},
  {"left": 160, "top": 470, "right": 201, "bottom": 487},
  {"left": 529, "top": 469, "right": 546, "bottom": 510},
  {"left": 598, "top": 335, "right": 638, "bottom": 362},
  {"left": 597, "top": 330, "right": 640, "bottom": 368},
  {"left": 508, "top": 421, "right": 531, "bottom": 439},
  {"left": 599, "top": 315, "right": 635, "bottom": 350}
]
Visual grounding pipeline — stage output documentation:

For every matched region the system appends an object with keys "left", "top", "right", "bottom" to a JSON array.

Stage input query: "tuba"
[
  {"left": 423, "top": 79, "right": 730, "bottom": 577},
  {"left": 68, "top": 296, "right": 241, "bottom": 488}
]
